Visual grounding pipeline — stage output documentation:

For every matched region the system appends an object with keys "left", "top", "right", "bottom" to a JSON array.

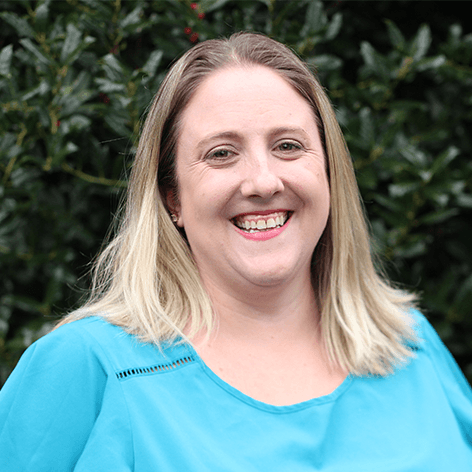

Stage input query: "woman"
[{"left": 1, "top": 32, "right": 471, "bottom": 471}]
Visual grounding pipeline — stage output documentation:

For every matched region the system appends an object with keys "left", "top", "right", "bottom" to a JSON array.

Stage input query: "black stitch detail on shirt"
[{"left": 116, "top": 355, "right": 195, "bottom": 380}]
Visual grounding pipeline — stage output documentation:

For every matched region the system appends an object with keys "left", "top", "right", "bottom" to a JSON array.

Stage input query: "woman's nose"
[{"left": 240, "top": 153, "right": 284, "bottom": 199}]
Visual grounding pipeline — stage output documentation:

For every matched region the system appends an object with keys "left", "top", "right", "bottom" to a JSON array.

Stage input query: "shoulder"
[
  {"left": 25, "top": 316, "right": 124, "bottom": 375},
  {"left": 1, "top": 316, "right": 189, "bottom": 398},
  {"left": 0, "top": 316, "right": 139, "bottom": 469},
  {"left": 408, "top": 308, "right": 457, "bottom": 361},
  {"left": 409, "top": 308, "right": 455, "bottom": 354},
  {"left": 27, "top": 315, "right": 192, "bottom": 380},
  {"left": 407, "top": 308, "right": 472, "bottom": 397},
  {"left": 406, "top": 308, "right": 443, "bottom": 349},
  {"left": 35, "top": 315, "right": 122, "bottom": 350},
  {"left": 0, "top": 317, "right": 121, "bottom": 404}
]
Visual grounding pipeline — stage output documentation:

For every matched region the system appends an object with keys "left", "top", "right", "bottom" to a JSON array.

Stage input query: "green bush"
[{"left": 1, "top": 0, "right": 471, "bottom": 386}]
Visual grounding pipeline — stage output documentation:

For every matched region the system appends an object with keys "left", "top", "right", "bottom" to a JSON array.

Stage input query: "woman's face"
[{"left": 172, "top": 65, "right": 330, "bottom": 295}]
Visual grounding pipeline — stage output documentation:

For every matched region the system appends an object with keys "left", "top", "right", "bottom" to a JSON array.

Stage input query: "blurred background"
[{"left": 1, "top": 0, "right": 471, "bottom": 387}]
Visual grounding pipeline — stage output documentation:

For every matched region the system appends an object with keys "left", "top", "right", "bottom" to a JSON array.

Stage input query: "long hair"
[{"left": 57, "top": 32, "right": 417, "bottom": 376}]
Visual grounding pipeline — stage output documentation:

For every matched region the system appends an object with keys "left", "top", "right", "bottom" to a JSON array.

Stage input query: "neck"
[{"left": 191, "top": 271, "right": 321, "bottom": 350}]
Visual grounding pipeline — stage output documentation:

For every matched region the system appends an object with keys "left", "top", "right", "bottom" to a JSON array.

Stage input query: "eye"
[
  {"left": 204, "top": 147, "right": 236, "bottom": 162},
  {"left": 275, "top": 141, "right": 304, "bottom": 155},
  {"left": 278, "top": 142, "right": 301, "bottom": 151},
  {"left": 212, "top": 149, "right": 232, "bottom": 158}
]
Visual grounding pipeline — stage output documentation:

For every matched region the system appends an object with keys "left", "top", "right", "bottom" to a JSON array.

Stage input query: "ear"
[{"left": 166, "top": 189, "right": 183, "bottom": 227}]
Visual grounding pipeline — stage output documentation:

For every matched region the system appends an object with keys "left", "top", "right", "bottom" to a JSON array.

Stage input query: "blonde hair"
[{"left": 58, "top": 32, "right": 417, "bottom": 376}]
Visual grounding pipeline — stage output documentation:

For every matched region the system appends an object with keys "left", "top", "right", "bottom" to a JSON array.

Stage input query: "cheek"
[
  {"left": 291, "top": 167, "right": 329, "bottom": 199},
  {"left": 178, "top": 173, "right": 233, "bottom": 225}
]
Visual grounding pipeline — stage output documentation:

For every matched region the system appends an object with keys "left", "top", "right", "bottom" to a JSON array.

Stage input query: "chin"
[{"left": 239, "top": 265, "right": 299, "bottom": 288}]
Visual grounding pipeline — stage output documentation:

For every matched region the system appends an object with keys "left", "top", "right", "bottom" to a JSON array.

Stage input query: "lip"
[
  {"left": 232, "top": 211, "right": 292, "bottom": 241},
  {"left": 231, "top": 209, "right": 291, "bottom": 218}
]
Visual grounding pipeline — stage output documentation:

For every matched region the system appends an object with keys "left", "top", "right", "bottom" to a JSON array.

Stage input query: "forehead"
[{"left": 177, "top": 65, "right": 318, "bottom": 144}]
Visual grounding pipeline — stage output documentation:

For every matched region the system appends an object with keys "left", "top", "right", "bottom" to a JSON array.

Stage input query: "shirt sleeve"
[
  {"left": 0, "top": 323, "right": 109, "bottom": 471},
  {"left": 419, "top": 313, "right": 472, "bottom": 444}
]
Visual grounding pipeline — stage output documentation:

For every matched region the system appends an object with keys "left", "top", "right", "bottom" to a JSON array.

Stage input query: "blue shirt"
[{"left": 1, "top": 312, "right": 471, "bottom": 471}]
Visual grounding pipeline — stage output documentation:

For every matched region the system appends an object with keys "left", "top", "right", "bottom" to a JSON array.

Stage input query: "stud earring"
[{"left": 171, "top": 213, "right": 178, "bottom": 223}]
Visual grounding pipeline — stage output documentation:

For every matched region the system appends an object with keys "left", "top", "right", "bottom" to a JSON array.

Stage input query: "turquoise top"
[{"left": 1, "top": 312, "right": 471, "bottom": 471}]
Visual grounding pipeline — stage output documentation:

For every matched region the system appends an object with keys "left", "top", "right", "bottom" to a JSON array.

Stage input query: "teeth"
[
  {"left": 233, "top": 211, "right": 290, "bottom": 232},
  {"left": 256, "top": 220, "right": 266, "bottom": 230}
]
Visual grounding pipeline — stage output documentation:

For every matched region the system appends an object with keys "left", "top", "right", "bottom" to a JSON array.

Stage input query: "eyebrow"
[
  {"left": 196, "top": 131, "right": 242, "bottom": 153},
  {"left": 268, "top": 127, "right": 311, "bottom": 140},
  {"left": 196, "top": 127, "right": 311, "bottom": 152}
]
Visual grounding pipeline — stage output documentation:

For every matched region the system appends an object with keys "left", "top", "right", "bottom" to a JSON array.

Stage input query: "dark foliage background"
[{"left": 1, "top": 0, "right": 471, "bottom": 387}]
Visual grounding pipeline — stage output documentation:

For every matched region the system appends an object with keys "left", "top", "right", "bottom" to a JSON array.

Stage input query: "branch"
[{"left": 61, "top": 162, "right": 127, "bottom": 188}]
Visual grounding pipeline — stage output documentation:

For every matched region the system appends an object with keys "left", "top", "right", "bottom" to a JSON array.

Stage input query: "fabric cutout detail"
[{"left": 116, "top": 355, "right": 195, "bottom": 380}]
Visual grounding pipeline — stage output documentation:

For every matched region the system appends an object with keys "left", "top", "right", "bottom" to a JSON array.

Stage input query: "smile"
[{"left": 232, "top": 211, "right": 292, "bottom": 233}]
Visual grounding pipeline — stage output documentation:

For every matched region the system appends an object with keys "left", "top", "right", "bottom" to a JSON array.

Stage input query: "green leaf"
[
  {"left": 5, "top": 144, "right": 22, "bottom": 160},
  {"left": 385, "top": 19, "right": 405, "bottom": 50},
  {"left": 4, "top": 295, "right": 44, "bottom": 314},
  {"left": 359, "top": 107, "right": 374, "bottom": 146},
  {"left": 325, "top": 12, "right": 342, "bottom": 41},
  {"left": 0, "top": 133, "right": 16, "bottom": 158},
  {"left": 416, "top": 55, "right": 446, "bottom": 72},
  {"left": 303, "top": 0, "right": 326, "bottom": 35},
  {"left": 398, "top": 142, "right": 428, "bottom": 168},
  {"left": 102, "top": 54, "right": 125, "bottom": 81},
  {"left": 21, "top": 80, "right": 50, "bottom": 101},
  {"left": 70, "top": 70, "right": 92, "bottom": 93},
  {"left": 68, "top": 115, "right": 92, "bottom": 130},
  {"left": 419, "top": 208, "right": 459, "bottom": 225},
  {"left": 411, "top": 24, "right": 432, "bottom": 61},
  {"left": 431, "top": 146, "right": 460, "bottom": 175},
  {"left": 450, "top": 181, "right": 466, "bottom": 196},
  {"left": 457, "top": 194, "right": 472, "bottom": 209},
  {"left": 306, "top": 54, "right": 342, "bottom": 71},
  {"left": 359, "top": 41, "right": 390, "bottom": 80},
  {"left": 103, "top": 119, "right": 130, "bottom": 138},
  {"left": 60, "top": 23, "right": 82, "bottom": 64},
  {"left": 388, "top": 181, "right": 420, "bottom": 198},
  {"left": 95, "top": 78, "right": 126, "bottom": 93},
  {"left": 201, "top": 0, "right": 232, "bottom": 14},
  {"left": 120, "top": 7, "right": 143, "bottom": 29},
  {"left": 35, "top": 1, "right": 50, "bottom": 31},
  {"left": 65, "top": 142, "right": 79, "bottom": 154},
  {"left": 360, "top": 41, "right": 376, "bottom": 69},
  {"left": 394, "top": 238, "right": 427, "bottom": 258},
  {"left": 19, "top": 38, "right": 52, "bottom": 65},
  {"left": 0, "top": 12, "right": 35, "bottom": 38},
  {"left": 0, "top": 44, "right": 13, "bottom": 78},
  {"left": 142, "top": 50, "right": 163, "bottom": 78},
  {"left": 373, "top": 193, "right": 405, "bottom": 212}
]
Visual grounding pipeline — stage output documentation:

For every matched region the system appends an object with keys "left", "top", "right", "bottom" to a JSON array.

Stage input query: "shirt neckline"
[{"left": 184, "top": 343, "right": 354, "bottom": 414}]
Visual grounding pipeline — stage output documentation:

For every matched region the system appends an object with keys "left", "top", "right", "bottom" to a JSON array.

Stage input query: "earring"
[{"left": 171, "top": 213, "right": 178, "bottom": 223}]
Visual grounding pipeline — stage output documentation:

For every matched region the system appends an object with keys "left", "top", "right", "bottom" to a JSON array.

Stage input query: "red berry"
[
  {"left": 190, "top": 3, "right": 197, "bottom": 9},
  {"left": 190, "top": 32, "right": 199, "bottom": 43},
  {"left": 198, "top": 12, "right": 205, "bottom": 19},
  {"left": 184, "top": 27, "right": 192, "bottom": 35},
  {"left": 99, "top": 93, "right": 110, "bottom": 104}
]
